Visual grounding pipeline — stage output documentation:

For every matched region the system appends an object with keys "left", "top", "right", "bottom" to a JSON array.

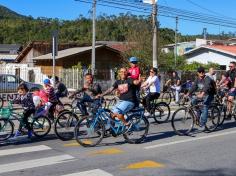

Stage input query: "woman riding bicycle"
[{"left": 141, "top": 67, "right": 160, "bottom": 116}]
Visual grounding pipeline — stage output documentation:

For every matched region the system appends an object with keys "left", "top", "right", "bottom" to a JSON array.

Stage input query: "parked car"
[{"left": 0, "top": 74, "right": 43, "bottom": 93}]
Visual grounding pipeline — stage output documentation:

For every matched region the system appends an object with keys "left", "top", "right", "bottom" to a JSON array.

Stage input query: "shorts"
[
  {"left": 112, "top": 100, "right": 134, "bottom": 115},
  {"left": 228, "top": 89, "right": 236, "bottom": 97}
]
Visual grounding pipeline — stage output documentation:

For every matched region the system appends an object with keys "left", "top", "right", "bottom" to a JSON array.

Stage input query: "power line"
[{"left": 76, "top": 0, "right": 236, "bottom": 29}]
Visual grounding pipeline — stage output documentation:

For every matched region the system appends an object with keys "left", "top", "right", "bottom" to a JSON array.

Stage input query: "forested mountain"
[{"left": 0, "top": 4, "right": 234, "bottom": 46}]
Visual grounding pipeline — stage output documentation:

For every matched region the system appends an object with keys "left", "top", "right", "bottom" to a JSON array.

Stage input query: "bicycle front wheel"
[
  {"left": 0, "top": 119, "right": 14, "bottom": 141},
  {"left": 161, "top": 92, "right": 171, "bottom": 105},
  {"left": 153, "top": 102, "right": 170, "bottom": 123},
  {"left": 32, "top": 116, "right": 51, "bottom": 138},
  {"left": 205, "top": 106, "right": 220, "bottom": 132},
  {"left": 54, "top": 111, "right": 79, "bottom": 141},
  {"left": 123, "top": 115, "right": 149, "bottom": 144},
  {"left": 74, "top": 116, "right": 105, "bottom": 147},
  {"left": 171, "top": 107, "right": 194, "bottom": 136}
]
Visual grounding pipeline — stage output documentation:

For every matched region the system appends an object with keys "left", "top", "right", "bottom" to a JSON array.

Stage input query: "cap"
[
  {"left": 129, "top": 57, "right": 138, "bottom": 63},
  {"left": 43, "top": 79, "right": 51, "bottom": 85}
]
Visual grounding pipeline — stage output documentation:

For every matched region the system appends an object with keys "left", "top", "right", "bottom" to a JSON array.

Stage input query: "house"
[
  {"left": 15, "top": 41, "right": 79, "bottom": 66},
  {"left": 31, "top": 45, "right": 125, "bottom": 79},
  {"left": 0, "top": 44, "right": 22, "bottom": 63},
  {"left": 184, "top": 45, "right": 236, "bottom": 70}
]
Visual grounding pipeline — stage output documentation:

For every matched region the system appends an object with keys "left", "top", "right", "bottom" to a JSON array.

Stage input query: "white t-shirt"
[{"left": 146, "top": 75, "right": 160, "bottom": 93}]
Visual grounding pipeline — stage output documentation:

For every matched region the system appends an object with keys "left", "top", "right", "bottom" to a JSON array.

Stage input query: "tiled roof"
[{"left": 208, "top": 45, "right": 236, "bottom": 55}]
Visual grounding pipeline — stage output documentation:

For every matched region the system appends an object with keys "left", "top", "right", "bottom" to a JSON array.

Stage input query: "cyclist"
[
  {"left": 69, "top": 73, "right": 102, "bottom": 116},
  {"left": 13, "top": 83, "right": 35, "bottom": 138},
  {"left": 43, "top": 79, "right": 58, "bottom": 119},
  {"left": 55, "top": 76, "right": 68, "bottom": 99},
  {"left": 206, "top": 67, "right": 216, "bottom": 81},
  {"left": 186, "top": 67, "right": 216, "bottom": 128},
  {"left": 141, "top": 67, "right": 160, "bottom": 116},
  {"left": 165, "top": 71, "right": 181, "bottom": 104},
  {"left": 219, "top": 61, "right": 236, "bottom": 119},
  {"left": 98, "top": 67, "right": 141, "bottom": 125},
  {"left": 128, "top": 56, "right": 141, "bottom": 106}
]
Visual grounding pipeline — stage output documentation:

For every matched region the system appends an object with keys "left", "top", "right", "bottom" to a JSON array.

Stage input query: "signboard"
[
  {"left": 0, "top": 93, "right": 19, "bottom": 101},
  {"left": 142, "top": 0, "right": 157, "bottom": 4}
]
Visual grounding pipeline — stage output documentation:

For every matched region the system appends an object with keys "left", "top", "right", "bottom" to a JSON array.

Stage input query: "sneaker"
[
  {"left": 225, "top": 113, "right": 232, "bottom": 120},
  {"left": 27, "top": 130, "right": 33, "bottom": 138},
  {"left": 13, "top": 130, "right": 21, "bottom": 138},
  {"left": 145, "top": 112, "right": 151, "bottom": 117}
]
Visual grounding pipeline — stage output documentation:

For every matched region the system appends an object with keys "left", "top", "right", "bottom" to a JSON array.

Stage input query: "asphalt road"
[{"left": 0, "top": 112, "right": 235, "bottom": 176}]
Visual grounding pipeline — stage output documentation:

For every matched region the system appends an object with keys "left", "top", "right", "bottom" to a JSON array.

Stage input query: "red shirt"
[
  {"left": 33, "top": 90, "right": 49, "bottom": 105},
  {"left": 128, "top": 66, "right": 140, "bottom": 80}
]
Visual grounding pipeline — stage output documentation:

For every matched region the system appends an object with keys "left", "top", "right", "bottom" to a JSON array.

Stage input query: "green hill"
[{"left": 0, "top": 5, "right": 26, "bottom": 19}]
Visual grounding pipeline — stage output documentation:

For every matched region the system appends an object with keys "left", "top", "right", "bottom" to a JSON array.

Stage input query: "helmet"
[
  {"left": 43, "top": 79, "right": 51, "bottom": 85},
  {"left": 129, "top": 57, "right": 138, "bottom": 63}
]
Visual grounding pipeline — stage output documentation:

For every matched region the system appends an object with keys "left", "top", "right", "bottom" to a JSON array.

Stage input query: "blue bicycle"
[{"left": 74, "top": 100, "right": 149, "bottom": 147}]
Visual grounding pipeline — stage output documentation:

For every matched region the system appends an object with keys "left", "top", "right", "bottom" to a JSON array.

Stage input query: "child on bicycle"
[
  {"left": 43, "top": 79, "right": 58, "bottom": 120},
  {"left": 13, "top": 83, "right": 35, "bottom": 138}
]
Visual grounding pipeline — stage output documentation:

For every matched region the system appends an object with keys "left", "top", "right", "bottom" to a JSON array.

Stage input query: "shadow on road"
[{"left": 172, "top": 168, "right": 236, "bottom": 176}]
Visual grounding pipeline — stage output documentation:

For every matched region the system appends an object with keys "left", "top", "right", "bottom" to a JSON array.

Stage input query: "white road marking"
[
  {"left": 145, "top": 130, "right": 236, "bottom": 150},
  {"left": 62, "top": 169, "right": 113, "bottom": 176},
  {"left": 0, "top": 154, "right": 74, "bottom": 174},
  {"left": 0, "top": 145, "right": 51, "bottom": 157}
]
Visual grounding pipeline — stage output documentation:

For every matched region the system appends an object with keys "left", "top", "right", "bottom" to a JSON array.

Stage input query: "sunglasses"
[
  {"left": 150, "top": 71, "right": 154, "bottom": 73},
  {"left": 229, "top": 66, "right": 233, "bottom": 68}
]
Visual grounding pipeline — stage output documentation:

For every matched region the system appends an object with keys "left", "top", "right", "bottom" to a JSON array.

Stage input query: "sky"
[{"left": 0, "top": 0, "right": 236, "bottom": 35}]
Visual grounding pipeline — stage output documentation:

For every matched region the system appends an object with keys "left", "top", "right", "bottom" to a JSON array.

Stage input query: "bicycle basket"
[{"left": 0, "top": 108, "right": 11, "bottom": 118}]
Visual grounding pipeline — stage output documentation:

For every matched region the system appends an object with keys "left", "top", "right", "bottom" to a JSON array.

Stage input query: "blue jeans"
[
  {"left": 112, "top": 100, "right": 135, "bottom": 115},
  {"left": 191, "top": 95, "right": 214, "bottom": 126},
  {"left": 76, "top": 94, "right": 94, "bottom": 115}
]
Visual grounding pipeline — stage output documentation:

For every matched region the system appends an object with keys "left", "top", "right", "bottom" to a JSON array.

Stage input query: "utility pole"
[
  {"left": 152, "top": 0, "right": 158, "bottom": 68},
  {"left": 91, "top": 0, "right": 96, "bottom": 75},
  {"left": 52, "top": 30, "right": 58, "bottom": 87},
  {"left": 175, "top": 16, "right": 178, "bottom": 68}
]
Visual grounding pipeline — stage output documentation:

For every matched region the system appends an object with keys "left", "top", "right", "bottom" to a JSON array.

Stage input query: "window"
[{"left": 7, "top": 76, "right": 16, "bottom": 83}]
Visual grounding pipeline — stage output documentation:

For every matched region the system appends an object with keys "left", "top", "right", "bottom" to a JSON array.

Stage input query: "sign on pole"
[{"left": 142, "top": 0, "right": 157, "bottom": 4}]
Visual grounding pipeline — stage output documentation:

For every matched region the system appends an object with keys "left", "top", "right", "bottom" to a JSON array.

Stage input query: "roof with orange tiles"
[{"left": 184, "top": 45, "right": 236, "bottom": 56}]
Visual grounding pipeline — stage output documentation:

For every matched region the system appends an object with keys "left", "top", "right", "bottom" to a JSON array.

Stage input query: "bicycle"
[
  {"left": 74, "top": 98, "right": 149, "bottom": 147},
  {"left": 171, "top": 96, "right": 220, "bottom": 136},
  {"left": 161, "top": 86, "right": 187, "bottom": 106},
  {"left": 0, "top": 101, "right": 51, "bottom": 141},
  {"left": 140, "top": 89, "right": 170, "bottom": 123}
]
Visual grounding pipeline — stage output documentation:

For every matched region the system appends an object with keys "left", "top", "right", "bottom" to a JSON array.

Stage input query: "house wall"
[
  {"left": 186, "top": 48, "right": 236, "bottom": 69},
  {"left": 34, "top": 47, "right": 124, "bottom": 79}
]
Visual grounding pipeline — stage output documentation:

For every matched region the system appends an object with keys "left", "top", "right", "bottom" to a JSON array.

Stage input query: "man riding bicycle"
[
  {"left": 186, "top": 67, "right": 216, "bottom": 128},
  {"left": 98, "top": 67, "right": 141, "bottom": 125},
  {"left": 219, "top": 61, "right": 236, "bottom": 120},
  {"left": 70, "top": 73, "right": 102, "bottom": 116}
]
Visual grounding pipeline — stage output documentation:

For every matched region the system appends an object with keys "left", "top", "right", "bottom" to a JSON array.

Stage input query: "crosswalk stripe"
[
  {"left": 0, "top": 154, "right": 74, "bottom": 174},
  {"left": 62, "top": 169, "right": 113, "bottom": 176},
  {"left": 0, "top": 145, "right": 51, "bottom": 157}
]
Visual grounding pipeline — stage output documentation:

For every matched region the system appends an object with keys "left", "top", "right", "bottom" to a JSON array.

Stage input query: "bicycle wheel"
[
  {"left": 54, "top": 111, "right": 79, "bottom": 141},
  {"left": 171, "top": 107, "right": 194, "bottom": 136},
  {"left": 123, "top": 115, "right": 149, "bottom": 144},
  {"left": 216, "top": 104, "right": 226, "bottom": 126},
  {"left": 153, "top": 102, "right": 170, "bottom": 123},
  {"left": 74, "top": 116, "right": 105, "bottom": 147},
  {"left": 0, "top": 119, "right": 14, "bottom": 141},
  {"left": 32, "top": 116, "right": 51, "bottom": 138},
  {"left": 161, "top": 92, "right": 171, "bottom": 105},
  {"left": 0, "top": 98, "right": 3, "bottom": 109},
  {"left": 205, "top": 106, "right": 220, "bottom": 132}
]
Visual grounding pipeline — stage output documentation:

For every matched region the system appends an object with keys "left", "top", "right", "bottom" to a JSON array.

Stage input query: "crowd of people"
[{"left": 9, "top": 57, "right": 236, "bottom": 139}]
